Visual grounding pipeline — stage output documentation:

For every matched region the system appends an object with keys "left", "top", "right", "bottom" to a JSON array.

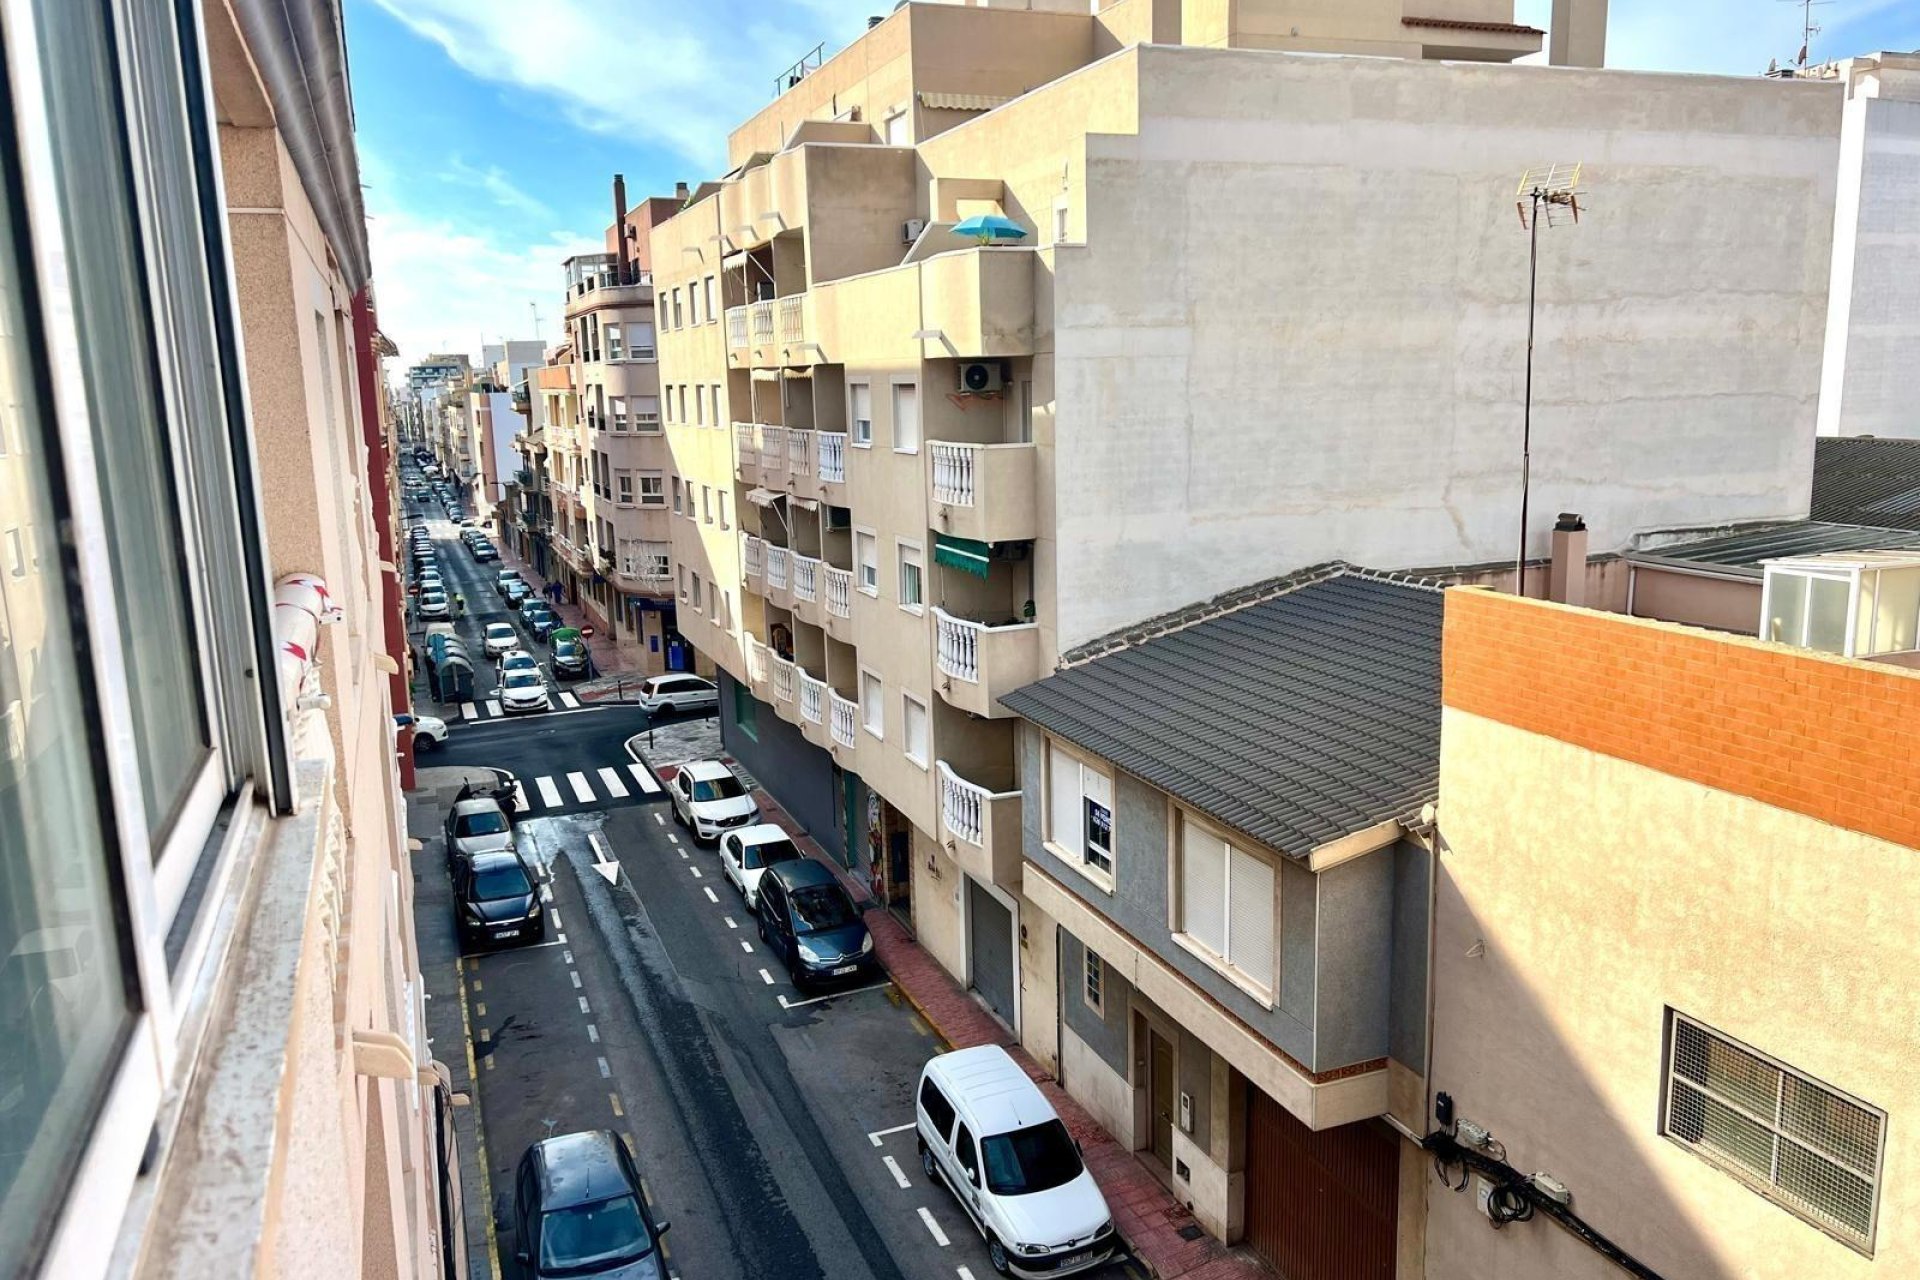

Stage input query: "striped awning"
[
  {"left": 934, "top": 533, "right": 990, "bottom": 578},
  {"left": 919, "top": 91, "right": 1012, "bottom": 113}
]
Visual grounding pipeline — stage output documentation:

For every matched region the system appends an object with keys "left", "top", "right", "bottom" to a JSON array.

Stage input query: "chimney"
[
  {"left": 868, "top": 14, "right": 883, "bottom": 27},
  {"left": 612, "top": 173, "right": 628, "bottom": 280},
  {"left": 1548, "top": 513, "right": 1588, "bottom": 606},
  {"left": 1548, "top": 0, "right": 1608, "bottom": 68},
  {"left": 674, "top": 180, "right": 690, "bottom": 202}
]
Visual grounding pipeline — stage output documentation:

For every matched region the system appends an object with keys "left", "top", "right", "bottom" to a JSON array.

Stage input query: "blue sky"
[{"left": 349, "top": 0, "right": 1920, "bottom": 367}]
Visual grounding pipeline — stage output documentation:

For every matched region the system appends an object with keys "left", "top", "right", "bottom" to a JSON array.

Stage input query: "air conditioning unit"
[
  {"left": 958, "top": 362, "right": 1004, "bottom": 395},
  {"left": 902, "top": 217, "right": 927, "bottom": 245}
]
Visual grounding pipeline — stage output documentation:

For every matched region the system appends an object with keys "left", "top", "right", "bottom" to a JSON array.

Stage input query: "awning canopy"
[
  {"left": 919, "top": 91, "right": 1013, "bottom": 113},
  {"left": 746, "top": 488, "right": 778, "bottom": 508},
  {"left": 789, "top": 495, "right": 820, "bottom": 512},
  {"left": 934, "top": 533, "right": 990, "bottom": 578}
]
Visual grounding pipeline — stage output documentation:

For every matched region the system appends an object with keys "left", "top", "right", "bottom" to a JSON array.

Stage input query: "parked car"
[
  {"left": 511, "top": 1131, "right": 668, "bottom": 1279},
  {"left": 408, "top": 713, "right": 448, "bottom": 751},
  {"left": 499, "top": 669, "right": 550, "bottom": 714},
  {"left": 453, "top": 848, "right": 542, "bottom": 948},
  {"left": 636, "top": 674, "right": 719, "bottom": 717},
  {"left": 496, "top": 569, "right": 526, "bottom": 596},
  {"left": 754, "top": 860, "right": 873, "bottom": 989},
  {"left": 718, "top": 824, "right": 803, "bottom": 909},
  {"left": 504, "top": 581, "right": 531, "bottom": 607},
  {"left": 498, "top": 650, "right": 539, "bottom": 679},
  {"left": 550, "top": 637, "right": 590, "bottom": 679},
  {"left": 471, "top": 542, "right": 499, "bottom": 563},
  {"left": 519, "top": 596, "right": 551, "bottom": 625},
  {"left": 526, "top": 605, "right": 559, "bottom": 641},
  {"left": 417, "top": 590, "right": 450, "bottom": 620},
  {"left": 668, "top": 759, "right": 757, "bottom": 843},
  {"left": 444, "top": 783, "right": 516, "bottom": 866},
  {"left": 483, "top": 622, "right": 519, "bottom": 658},
  {"left": 916, "top": 1045, "right": 1116, "bottom": 1278}
]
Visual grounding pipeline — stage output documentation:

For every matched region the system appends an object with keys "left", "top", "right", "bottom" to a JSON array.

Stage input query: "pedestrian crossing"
[
  {"left": 457, "top": 689, "right": 584, "bottom": 721},
  {"left": 513, "top": 761, "right": 661, "bottom": 816}
]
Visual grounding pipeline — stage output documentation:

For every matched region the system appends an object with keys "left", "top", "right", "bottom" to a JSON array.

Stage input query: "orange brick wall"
[{"left": 1442, "top": 588, "right": 1920, "bottom": 850}]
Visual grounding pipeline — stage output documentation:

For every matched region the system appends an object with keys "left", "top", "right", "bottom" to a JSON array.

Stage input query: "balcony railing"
[
  {"left": 735, "top": 422, "right": 757, "bottom": 468},
  {"left": 817, "top": 431, "right": 847, "bottom": 484},
  {"left": 931, "top": 442, "right": 980, "bottom": 507},
  {"left": 746, "top": 637, "right": 769, "bottom": 683},
  {"left": 778, "top": 293, "right": 806, "bottom": 345},
  {"left": 824, "top": 566, "right": 852, "bottom": 618},
  {"left": 931, "top": 607, "right": 1042, "bottom": 718},
  {"left": 938, "top": 761, "right": 1018, "bottom": 849},
  {"left": 743, "top": 534, "right": 766, "bottom": 579},
  {"left": 771, "top": 653, "right": 795, "bottom": 702},
  {"left": 750, "top": 301, "right": 775, "bottom": 344},
  {"left": 766, "top": 545, "right": 790, "bottom": 589},
  {"left": 829, "top": 690, "right": 858, "bottom": 747},
  {"left": 792, "top": 554, "right": 819, "bottom": 603},
  {"left": 798, "top": 671, "right": 826, "bottom": 725},
  {"left": 936, "top": 609, "right": 987, "bottom": 684},
  {"left": 759, "top": 425, "right": 788, "bottom": 472},
  {"left": 726, "top": 306, "right": 749, "bottom": 349},
  {"left": 788, "top": 428, "right": 813, "bottom": 478}
]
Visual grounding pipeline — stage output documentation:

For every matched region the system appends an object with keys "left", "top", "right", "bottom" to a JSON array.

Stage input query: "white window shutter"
[
  {"left": 1048, "top": 743, "right": 1082, "bottom": 853},
  {"left": 1181, "top": 822, "right": 1227, "bottom": 956},
  {"left": 1227, "top": 847, "right": 1275, "bottom": 992}
]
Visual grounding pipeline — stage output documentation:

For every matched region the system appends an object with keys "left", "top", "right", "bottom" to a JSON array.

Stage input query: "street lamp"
[{"left": 1513, "top": 164, "right": 1583, "bottom": 598}]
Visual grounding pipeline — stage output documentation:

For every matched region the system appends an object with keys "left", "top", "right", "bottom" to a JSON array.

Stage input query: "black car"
[
  {"left": 550, "top": 638, "right": 589, "bottom": 678},
  {"left": 755, "top": 860, "right": 874, "bottom": 989},
  {"left": 513, "top": 1131, "right": 668, "bottom": 1279},
  {"left": 453, "top": 849, "right": 543, "bottom": 948}
]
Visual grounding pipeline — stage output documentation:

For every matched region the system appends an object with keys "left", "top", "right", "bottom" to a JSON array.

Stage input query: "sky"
[{"left": 348, "top": 0, "right": 1920, "bottom": 370}]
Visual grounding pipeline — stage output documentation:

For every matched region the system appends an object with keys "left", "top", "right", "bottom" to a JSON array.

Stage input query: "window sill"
[
  {"left": 1043, "top": 839, "right": 1115, "bottom": 896},
  {"left": 864, "top": 724, "right": 884, "bottom": 742},
  {"left": 851, "top": 440, "right": 874, "bottom": 450},
  {"left": 900, "top": 604, "right": 924, "bottom": 617},
  {"left": 904, "top": 752, "right": 929, "bottom": 771},
  {"left": 858, "top": 585, "right": 879, "bottom": 599},
  {"left": 1169, "top": 931, "right": 1274, "bottom": 1010},
  {"left": 893, "top": 447, "right": 921, "bottom": 456}
]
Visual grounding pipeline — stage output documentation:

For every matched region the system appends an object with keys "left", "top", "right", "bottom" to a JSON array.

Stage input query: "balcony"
[
  {"left": 770, "top": 652, "right": 796, "bottom": 705},
  {"left": 928, "top": 441, "right": 1037, "bottom": 545},
  {"left": 750, "top": 301, "right": 775, "bottom": 346},
  {"left": 778, "top": 294, "right": 806, "bottom": 346},
  {"left": 938, "top": 760, "right": 1024, "bottom": 890},
  {"left": 788, "top": 428, "right": 813, "bottom": 480},
  {"left": 829, "top": 689, "right": 858, "bottom": 750},
  {"left": 791, "top": 554, "right": 821, "bottom": 624},
  {"left": 745, "top": 636, "right": 772, "bottom": 700},
  {"left": 797, "top": 670, "right": 830, "bottom": 749},
  {"left": 759, "top": 425, "right": 789, "bottom": 479},
  {"left": 765, "top": 546, "right": 791, "bottom": 606},
  {"left": 726, "top": 306, "right": 749, "bottom": 351},
  {"left": 743, "top": 534, "right": 766, "bottom": 581},
  {"left": 933, "top": 607, "right": 1043, "bottom": 720},
  {"left": 735, "top": 422, "right": 759, "bottom": 482},
  {"left": 823, "top": 565, "right": 854, "bottom": 642},
  {"left": 817, "top": 432, "right": 847, "bottom": 486}
]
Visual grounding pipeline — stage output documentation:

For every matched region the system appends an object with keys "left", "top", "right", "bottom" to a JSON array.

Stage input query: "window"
[
  {"left": 687, "top": 283, "right": 699, "bottom": 327},
  {"left": 690, "top": 571, "right": 703, "bottom": 612},
  {"left": 885, "top": 109, "right": 910, "bottom": 146},
  {"left": 718, "top": 492, "right": 729, "bottom": 529},
  {"left": 1084, "top": 951, "right": 1105, "bottom": 1015},
  {"left": 861, "top": 670, "right": 884, "bottom": 737},
  {"left": 633, "top": 395, "right": 660, "bottom": 429},
  {"left": 639, "top": 472, "right": 664, "bottom": 506},
  {"left": 1047, "top": 742, "right": 1115, "bottom": 884},
  {"left": 671, "top": 477, "right": 683, "bottom": 514},
  {"left": 5, "top": 527, "right": 23, "bottom": 577},
  {"left": 663, "top": 387, "right": 674, "bottom": 424},
  {"left": 902, "top": 693, "right": 929, "bottom": 766},
  {"left": 701, "top": 486, "right": 712, "bottom": 524},
  {"left": 920, "top": 1077, "right": 956, "bottom": 1140},
  {"left": 1053, "top": 197, "right": 1070, "bottom": 244},
  {"left": 854, "top": 529, "right": 879, "bottom": 595},
  {"left": 677, "top": 385, "right": 687, "bottom": 424},
  {"left": 897, "top": 539, "right": 924, "bottom": 612},
  {"left": 609, "top": 396, "right": 628, "bottom": 432},
  {"left": 1015, "top": 380, "right": 1033, "bottom": 444},
  {"left": 615, "top": 472, "right": 634, "bottom": 505},
  {"left": 850, "top": 383, "right": 873, "bottom": 446},
  {"left": 642, "top": 544, "right": 671, "bottom": 579},
  {"left": 892, "top": 382, "right": 920, "bottom": 453},
  {"left": 1175, "top": 814, "right": 1275, "bottom": 997},
  {"left": 629, "top": 321, "right": 656, "bottom": 360},
  {"left": 605, "top": 323, "right": 623, "bottom": 360},
  {"left": 711, "top": 383, "right": 723, "bottom": 423},
  {"left": 694, "top": 385, "right": 706, "bottom": 426},
  {"left": 956, "top": 1123, "right": 978, "bottom": 1183},
  {"left": 672, "top": 288, "right": 684, "bottom": 329},
  {"left": 1663, "top": 1011, "right": 1884, "bottom": 1253},
  {"left": 678, "top": 565, "right": 688, "bottom": 601},
  {"left": 703, "top": 276, "right": 716, "bottom": 321}
]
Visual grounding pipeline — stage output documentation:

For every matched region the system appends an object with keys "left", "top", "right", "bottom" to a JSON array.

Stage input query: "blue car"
[{"left": 754, "top": 860, "right": 875, "bottom": 989}]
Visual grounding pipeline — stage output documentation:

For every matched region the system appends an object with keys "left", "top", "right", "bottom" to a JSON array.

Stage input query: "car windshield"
[
  {"left": 455, "top": 809, "right": 509, "bottom": 837},
  {"left": 538, "top": 1195, "right": 651, "bottom": 1273},
  {"left": 741, "top": 838, "right": 801, "bottom": 871},
  {"left": 980, "top": 1119, "right": 1084, "bottom": 1196},
  {"left": 505, "top": 672, "right": 541, "bottom": 689},
  {"left": 555, "top": 644, "right": 583, "bottom": 661},
  {"left": 691, "top": 775, "right": 745, "bottom": 802},
  {"left": 472, "top": 862, "right": 531, "bottom": 901},
  {"left": 789, "top": 884, "right": 858, "bottom": 935},
  {"left": 503, "top": 655, "right": 535, "bottom": 670},
  {"left": 487, "top": 625, "right": 514, "bottom": 639}
]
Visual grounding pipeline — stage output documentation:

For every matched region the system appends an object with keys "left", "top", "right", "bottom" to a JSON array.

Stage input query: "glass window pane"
[
  {"left": 1806, "top": 575, "right": 1850, "bottom": 654},
  {"left": 0, "top": 140, "right": 136, "bottom": 1263},
  {"left": 1766, "top": 573, "right": 1808, "bottom": 647},
  {"left": 35, "top": 0, "right": 209, "bottom": 841},
  {"left": 1870, "top": 570, "right": 1920, "bottom": 654}
]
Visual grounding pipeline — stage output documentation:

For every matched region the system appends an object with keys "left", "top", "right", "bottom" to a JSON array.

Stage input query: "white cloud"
[
  {"left": 1516, "top": 0, "right": 1919, "bottom": 74},
  {"left": 440, "top": 156, "right": 552, "bottom": 219}
]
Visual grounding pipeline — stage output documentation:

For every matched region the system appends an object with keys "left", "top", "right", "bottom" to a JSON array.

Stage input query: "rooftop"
[
  {"left": 1629, "top": 520, "right": 1920, "bottom": 578},
  {"left": 1811, "top": 437, "right": 1920, "bottom": 531},
  {"left": 1001, "top": 566, "right": 1443, "bottom": 859}
]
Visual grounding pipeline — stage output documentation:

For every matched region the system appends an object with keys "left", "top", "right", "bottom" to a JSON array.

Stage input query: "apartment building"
[
  {"left": 0, "top": 0, "right": 448, "bottom": 1275},
  {"left": 464, "top": 372, "right": 525, "bottom": 529},
  {"left": 1429, "top": 588, "right": 1920, "bottom": 1277}
]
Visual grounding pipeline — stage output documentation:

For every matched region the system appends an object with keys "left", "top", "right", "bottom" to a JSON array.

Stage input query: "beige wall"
[{"left": 1627, "top": 566, "right": 1762, "bottom": 632}]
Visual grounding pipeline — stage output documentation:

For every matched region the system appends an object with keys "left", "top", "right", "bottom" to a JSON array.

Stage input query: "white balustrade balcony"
[
  {"left": 726, "top": 306, "right": 748, "bottom": 350},
  {"left": 933, "top": 607, "right": 1042, "bottom": 720},
  {"left": 937, "top": 760, "right": 1023, "bottom": 889},
  {"left": 759, "top": 425, "right": 788, "bottom": 474},
  {"left": 750, "top": 300, "right": 775, "bottom": 344},
  {"left": 926, "top": 440, "right": 1037, "bottom": 545},
  {"left": 771, "top": 654, "right": 795, "bottom": 702},
  {"left": 792, "top": 555, "right": 819, "bottom": 603},
  {"left": 745, "top": 637, "right": 770, "bottom": 685},
  {"left": 824, "top": 566, "right": 852, "bottom": 618},
  {"left": 829, "top": 690, "right": 858, "bottom": 748},
  {"left": 743, "top": 534, "right": 766, "bottom": 580},
  {"left": 765, "top": 545, "right": 790, "bottom": 590},
  {"left": 798, "top": 672, "right": 826, "bottom": 724},
  {"left": 734, "top": 422, "right": 757, "bottom": 470},
  {"left": 788, "top": 428, "right": 813, "bottom": 478},
  {"left": 817, "top": 431, "right": 847, "bottom": 485},
  {"left": 778, "top": 293, "right": 807, "bottom": 345}
]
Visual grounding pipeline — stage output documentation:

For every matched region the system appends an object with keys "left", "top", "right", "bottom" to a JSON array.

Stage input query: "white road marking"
[
  {"left": 567, "top": 771, "right": 595, "bottom": 803},
  {"left": 557, "top": 932, "right": 567, "bottom": 944},
  {"left": 703, "top": 887, "right": 719, "bottom": 904},
  {"left": 597, "top": 767, "right": 630, "bottom": 798},
  {"left": 536, "top": 776, "right": 563, "bottom": 807},
  {"left": 460, "top": 701, "right": 479, "bottom": 721},
  {"left": 666, "top": 833, "right": 679, "bottom": 846},
  {"left": 578, "top": 996, "right": 591, "bottom": 1014},
  {"left": 759, "top": 968, "right": 775, "bottom": 985},
  {"left": 552, "top": 909, "right": 562, "bottom": 929},
  {"left": 539, "top": 885, "right": 553, "bottom": 903},
  {"left": 740, "top": 940, "right": 753, "bottom": 953},
  {"left": 958, "top": 1269, "right": 976, "bottom": 1280},
  {"left": 723, "top": 916, "right": 738, "bottom": 930},
  {"left": 587, "top": 1023, "right": 600, "bottom": 1043},
  {"left": 598, "top": 1056, "right": 611, "bottom": 1079},
  {"left": 513, "top": 782, "right": 529, "bottom": 812},
  {"left": 679, "top": 850, "right": 689, "bottom": 860},
  {"left": 563, "top": 950, "right": 573, "bottom": 964},
  {"left": 918, "top": 1208, "right": 949, "bottom": 1248},
  {"left": 882, "top": 1156, "right": 911, "bottom": 1189},
  {"left": 688, "top": 865, "right": 702, "bottom": 878},
  {"left": 779, "top": 982, "right": 892, "bottom": 1010},
  {"left": 652, "top": 812, "right": 665, "bottom": 825},
  {"left": 866, "top": 1123, "right": 917, "bottom": 1147},
  {"left": 570, "top": 972, "right": 582, "bottom": 989},
  {"left": 560, "top": 691, "right": 581, "bottom": 708},
  {"left": 485, "top": 699, "right": 502, "bottom": 717},
  {"left": 627, "top": 762, "right": 661, "bottom": 793}
]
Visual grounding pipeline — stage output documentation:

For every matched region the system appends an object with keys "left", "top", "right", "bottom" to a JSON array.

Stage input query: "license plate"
[
  {"left": 494, "top": 928, "right": 520, "bottom": 938},
  {"left": 833, "top": 964, "right": 858, "bottom": 976},
  {"left": 1061, "top": 1253, "right": 1091, "bottom": 1268}
]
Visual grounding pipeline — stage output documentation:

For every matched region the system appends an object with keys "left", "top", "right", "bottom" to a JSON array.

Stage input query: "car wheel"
[
  {"left": 921, "top": 1142, "right": 937, "bottom": 1181},
  {"left": 416, "top": 735, "right": 439, "bottom": 753},
  {"left": 987, "top": 1238, "right": 1011, "bottom": 1276}
]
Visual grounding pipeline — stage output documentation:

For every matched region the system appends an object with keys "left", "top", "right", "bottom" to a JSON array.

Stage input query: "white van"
[{"left": 915, "top": 1045, "right": 1117, "bottom": 1277}]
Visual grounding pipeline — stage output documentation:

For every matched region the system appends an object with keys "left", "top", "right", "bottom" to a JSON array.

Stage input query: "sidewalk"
[{"left": 733, "top": 787, "right": 1269, "bottom": 1280}]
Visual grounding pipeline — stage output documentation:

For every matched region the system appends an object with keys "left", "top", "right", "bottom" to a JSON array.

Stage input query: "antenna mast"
[{"left": 1512, "top": 164, "right": 1585, "bottom": 600}]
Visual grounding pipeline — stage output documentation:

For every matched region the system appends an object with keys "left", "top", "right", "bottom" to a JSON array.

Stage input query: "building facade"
[{"left": 0, "top": 0, "right": 449, "bottom": 1275}]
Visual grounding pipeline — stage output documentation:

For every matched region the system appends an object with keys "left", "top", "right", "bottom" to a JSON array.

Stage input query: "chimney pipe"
[
  {"left": 612, "top": 173, "right": 628, "bottom": 282},
  {"left": 674, "top": 180, "right": 690, "bottom": 201},
  {"left": 1548, "top": 513, "right": 1588, "bottom": 607}
]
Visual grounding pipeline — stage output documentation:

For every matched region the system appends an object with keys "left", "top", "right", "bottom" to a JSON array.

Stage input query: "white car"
[
  {"left": 482, "top": 622, "right": 518, "bottom": 658},
  {"left": 498, "top": 669, "right": 549, "bottom": 714},
  {"left": 636, "top": 674, "right": 719, "bottom": 716},
  {"left": 718, "top": 824, "right": 804, "bottom": 909},
  {"left": 498, "top": 650, "right": 538, "bottom": 678},
  {"left": 417, "top": 591, "right": 449, "bottom": 619},
  {"left": 917, "top": 1046, "right": 1116, "bottom": 1278},
  {"left": 668, "top": 759, "right": 758, "bottom": 843},
  {"left": 411, "top": 714, "right": 448, "bottom": 751}
]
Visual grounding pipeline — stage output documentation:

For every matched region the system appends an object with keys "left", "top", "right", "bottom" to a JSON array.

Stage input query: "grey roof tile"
[
  {"left": 1001, "top": 569, "right": 1442, "bottom": 858},
  {"left": 1630, "top": 519, "right": 1920, "bottom": 577},
  {"left": 1811, "top": 438, "right": 1920, "bottom": 532}
]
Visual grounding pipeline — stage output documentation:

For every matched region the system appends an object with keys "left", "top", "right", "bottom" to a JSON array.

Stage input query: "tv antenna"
[
  {"left": 1512, "top": 164, "right": 1584, "bottom": 599},
  {"left": 1780, "top": 0, "right": 1829, "bottom": 67}
]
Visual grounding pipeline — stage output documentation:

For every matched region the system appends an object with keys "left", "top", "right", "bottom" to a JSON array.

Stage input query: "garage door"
[
  {"left": 1244, "top": 1083, "right": 1398, "bottom": 1280},
  {"left": 966, "top": 878, "right": 1016, "bottom": 1027}
]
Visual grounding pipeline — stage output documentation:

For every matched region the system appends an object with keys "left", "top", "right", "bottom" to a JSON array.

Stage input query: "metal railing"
[
  {"left": 759, "top": 425, "right": 788, "bottom": 472},
  {"left": 743, "top": 534, "right": 766, "bottom": 579},
  {"left": 824, "top": 566, "right": 852, "bottom": 618},
  {"left": 766, "top": 545, "right": 790, "bottom": 589},
  {"left": 817, "top": 431, "right": 847, "bottom": 484},
  {"left": 735, "top": 422, "right": 757, "bottom": 468},
  {"left": 938, "top": 761, "right": 1017, "bottom": 849},
  {"left": 931, "top": 442, "right": 980, "bottom": 507},
  {"left": 788, "top": 428, "right": 813, "bottom": 477},
  {"left": 798, "top": 671, "right": 826, "bottom": 724},
  {"left": 749, "top": 301, "right": 775, "bottom": 344},
  {"left": 726, "top": 306, "right": 749, "bottom": 349},
  {"left": 778, "top": 293, "right": 806, "bottom": 345},
  {"left": 771, "top": 653, "right": 795, "bottom": 702},
  {"left": 829, "top": 690, "right": 858, "bottom": 747},
  {"left": 792, "top": 554, "right": 819, "bottom": 602}
]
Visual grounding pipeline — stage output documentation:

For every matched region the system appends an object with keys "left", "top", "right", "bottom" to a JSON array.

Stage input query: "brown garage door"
[{"left": 1244, "top": 1083, "right": 1399, "bottom": 1280}]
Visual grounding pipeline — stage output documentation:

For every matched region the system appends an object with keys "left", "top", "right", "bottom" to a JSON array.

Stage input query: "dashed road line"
[
  {"left": 610, "top": 1093, "right": 624, "bottom": 1118},
  {"left": 723, "top": 916, "right": 738, "bottom": 929},
  {"left": 598, "top": 1056, "right": 612, "bottom": 1079},
  {"left": 570, "top": 971, "right": 583, "bottom": 989},
  {"left": 578, "top": 996, "right": 591, "bottom": 1014},
  {"left": 918, "top": 1207, "right": 950, "bottom": 1247},
  {"left": 666, "top": 833, "right": 679, "bottom": 846},
  {"left": 562, "top": 950, "right": 573, "bottom": 964},
  {"left": 759, "top": 968, "right": 775, "bottom": 985},
  {"left": 688, "top": 865, "right": 702, "bottom": 879},
  {"left": 703, "top": 887, "right": 719, "bottom": 904},
  {"left": 958, "top": 1269, "right": 976, "bottom": 1280},
  {"left": 587, "top": 1023, "right": 599, "bottom": 1042},
  {"left": 740, "top": 939, "right": 753, "bottom": 953},
  {"left": 883, "top": 1155, "right": 912, "bottom": 1189},
  {"left": 460, "top": 701, "right": 478, "bottom": 721},
  {"left": 475, "top": 1002, "right": 487, "bottom": 1017}
]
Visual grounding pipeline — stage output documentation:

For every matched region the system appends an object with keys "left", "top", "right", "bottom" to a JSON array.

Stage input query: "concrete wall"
[
  {"left": 719, "top": 671, "right": 846, "bottom": 861},
  {"left": 1049, "top": 47, "right": 1839, "bottom": 651},
  {"left": 1627, "top": 565, "right": 1762, "bottom": 632}
]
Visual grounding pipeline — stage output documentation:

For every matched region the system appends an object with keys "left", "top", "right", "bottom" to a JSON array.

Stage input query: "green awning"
[{"left": 934, "top": 533, "right": 990, "bottom": 579}]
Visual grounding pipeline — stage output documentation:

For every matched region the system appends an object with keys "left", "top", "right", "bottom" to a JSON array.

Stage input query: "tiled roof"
[
  {"left": 1811, "top": 438, "right": 1920, "bottom": 531},
  {"left": 1001, "top": 567, "right": 1442, "bottom": 858},
  {"left": 1629, "top": 520, "right": 1920, "bottom": 577}
]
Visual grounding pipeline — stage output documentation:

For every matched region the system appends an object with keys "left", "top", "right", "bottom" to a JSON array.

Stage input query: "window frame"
[
  {"left": 638, "top": 471, "right": 664, "bottom": 506},
  {"left": 849, "top": 380, "right": 873, "bottom": 448},
  {"left": 1043, "top": 736, "right": 1116, "bottom": 893},
  {"left": 853, "top": 526, "right": 879, "bottom": 596},
  {"left": 859, "top": 667, "right": 884, "bottom": 739},
  {"left": 895, "top": 537, "right": 924, "bottom": 615},
  {"left": 890, "top": 378, "right": 920, "bottom": 455},
  {"left": 1083, "top": 950, "right": 1105, "bottom": 1016},
  {"left": 1169, "top": 808, "right": 1278, "bottom": 1006},
  {"left": 901, "top": 691, "right": 930, "bottom": 768}
]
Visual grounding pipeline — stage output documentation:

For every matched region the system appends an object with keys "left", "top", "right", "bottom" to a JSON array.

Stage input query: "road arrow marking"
[{"left": 588, "top": 831, "right": 621, "bottom": 885}]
